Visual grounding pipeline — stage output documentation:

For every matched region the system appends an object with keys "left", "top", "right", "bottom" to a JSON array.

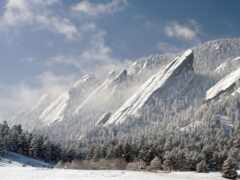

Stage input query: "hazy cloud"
[{"left": 0, "top": 71, "right": 75, "bottom": 121}]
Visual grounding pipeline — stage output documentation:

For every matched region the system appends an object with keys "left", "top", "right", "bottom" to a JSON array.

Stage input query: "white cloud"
[
  {"left": 36, "top": 71, "right": 75, "bottom": 96},
  {"left": 0, "top": 84, "right": 41, "bottom": 121},
  {"left": 28, "top": 27, "right": 116, "bottom": 72},
  {"left": 165, "top": 21, "right": 201, "bottom": 42},
  {"left": 0, "top": 0, "right": 79, "bottom": 40},
  {"left": 36, "top": 15, "right": 79, "bottom": 40},
  {"left": 72, "top": 0, "right": 127, "bottom": 16}
]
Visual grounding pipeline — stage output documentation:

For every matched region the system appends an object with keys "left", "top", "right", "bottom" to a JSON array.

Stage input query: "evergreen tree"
[
  {"left": 150, "top": 156, "right": 162, "bottom": 170},
  {"left": 0, "top": 121, "right": 62, "bottom": 163},
  {"left": 222, "top": 157, "right": 238, "bottom": 179},
  {"left": 196, "top": 160, "right": 208, "bottom": 173},
  {"left": 29, "top": 136, "right": 45, "bottom": 159},
  {"left": 163, "top": 158, "right": 173, "bottom": 171},
  {"left": 0, "top": 138, "right": 6, "bottom": 155}
]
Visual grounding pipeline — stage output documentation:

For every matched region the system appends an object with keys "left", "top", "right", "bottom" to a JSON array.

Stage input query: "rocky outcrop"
[
  {"left": 206, "top": 67, "right": 240, "bottom": 101},
  {"left": 48, "top": 69, "right": 137, "bottom": 140},
  {"left": 96, "top": 112, "right": 112, "bottom": 126},
  {"left": 215, "top": 57, "right": 240, "bottom": 78},
  {"left": 73, "top": 69, "right": 129, "bottom": 115},
  {"left": 105, "top": 49, "right": 194, "bottom": 125},
  {"left": 39, "top": 92, "right": 69, "bottom": 125}
]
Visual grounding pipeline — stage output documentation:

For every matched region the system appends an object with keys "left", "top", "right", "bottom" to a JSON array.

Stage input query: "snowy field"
[
  {"left": 0, "top": 153, "right": 228, "bottom": 180},
  {"left": 0, "top": 167, "right": 227, "bottom": 180}
]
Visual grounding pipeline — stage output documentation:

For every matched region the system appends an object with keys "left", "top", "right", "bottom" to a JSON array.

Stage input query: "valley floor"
[{"left": 0, "top": 167, "right": 227, "bottom": 180}]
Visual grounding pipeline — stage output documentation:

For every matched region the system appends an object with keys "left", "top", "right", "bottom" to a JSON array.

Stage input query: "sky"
[{"left": 0, "top": 0, "right": 240, "bottom": 120}]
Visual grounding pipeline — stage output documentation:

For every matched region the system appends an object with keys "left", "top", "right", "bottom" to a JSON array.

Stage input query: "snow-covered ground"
[
  {"left": 0, "top": 152, "right": 227, "bottom": 180},
  {"left": 0, "top": 152, "right": 51, "bottom": 168},
  {"left": 0, "top": 167, "right": 226, "bottom": 180}
]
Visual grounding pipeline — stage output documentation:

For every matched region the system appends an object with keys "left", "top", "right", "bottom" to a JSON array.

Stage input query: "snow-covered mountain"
[
  {"left": 105, "top": 49, "right": 194, "bottom": 125},
  {"left": 39, "top": 74, "right": 98, "bottom": 126},
  {"left": 11, "top": 38, "right": 240, "bottom": 141},
  {"left": 11, "top": 75, "right": 99, "bottom": 130}
]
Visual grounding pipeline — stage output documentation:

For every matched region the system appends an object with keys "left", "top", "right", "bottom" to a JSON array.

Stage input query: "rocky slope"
[{"left": 39, "top": 74, "right": 98, "bottom": 126}]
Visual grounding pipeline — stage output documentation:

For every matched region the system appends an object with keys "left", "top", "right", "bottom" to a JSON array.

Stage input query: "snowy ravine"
[{"left": 0, "top": 167, "right": 227, "bottom": 180}]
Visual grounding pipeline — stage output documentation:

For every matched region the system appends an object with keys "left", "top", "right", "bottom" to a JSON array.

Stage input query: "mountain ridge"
[{"left": 10, "top": 38, "right": 240, "bottom": 141}]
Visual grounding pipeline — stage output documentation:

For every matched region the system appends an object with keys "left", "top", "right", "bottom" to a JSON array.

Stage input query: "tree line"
[
  {"left": 61, "top": 125, "right": 240, "bottom": 179},
  {"left": 0, "top": 121, "right": 63, "bottom": 163},
  {"left": 0, "top": 120, "right": 239, "bottom": 179}
]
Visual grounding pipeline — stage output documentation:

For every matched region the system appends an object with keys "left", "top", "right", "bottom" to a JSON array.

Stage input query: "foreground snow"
[
  {"left": 0, "top": 167, "right": 227, "bottom": 180},
  {"left": 0, "top": 152, "right": 50, "bottom": 168}
]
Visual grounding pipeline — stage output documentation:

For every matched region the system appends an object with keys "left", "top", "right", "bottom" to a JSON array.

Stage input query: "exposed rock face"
[
  {"left": 47, "top": 69, "right": 139, "bottom": 140},
  {"left": 105, "top": 49, "right": 194, "bottom": 125},
  {"left": 206, "top": 67, "right": 240, "bottom": 101},
  {"left": 112, "top": 70, "right": 127, "bottom": 84},
  {"left": 39, "top": 92, "right": 69, "bottom": 125},
  {"left": 13, "top": 74, "right": 98, "bottom": 130},
  {"left": 40, "top": 74, "right": 98, "bottom": 125},
  {"left": 73, "top": 69, "right": 130, "bottom": 115},
  {"left": 214, "top": 57, "right": 240, "bottom": 80},
  {"left": 215, "top": 57, "right": 240, "bottom": 74},
  {"left": 96, "top": 112, "right": 112, "bottom": 126}
]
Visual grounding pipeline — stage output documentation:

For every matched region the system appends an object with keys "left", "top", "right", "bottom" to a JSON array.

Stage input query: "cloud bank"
[{"left": 0, "top": 0, "right": 79, "bottom": 40}]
